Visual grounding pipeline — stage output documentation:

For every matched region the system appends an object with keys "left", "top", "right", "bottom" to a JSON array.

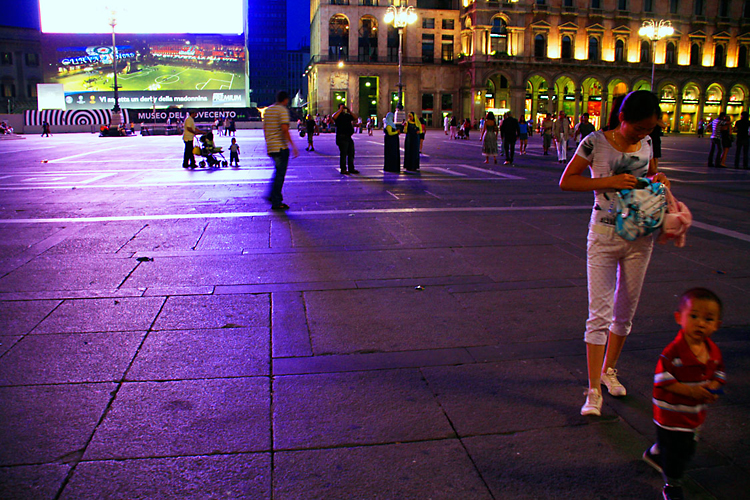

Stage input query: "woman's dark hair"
[
  {"left": 619, "top": 90, "right": 660, "bottom": 123},
  {"left": 603, "top": 94, "right": 627, "bottom": 131},
  {"left": 487, "top": 111, "right": 495, "bottom": 121}
]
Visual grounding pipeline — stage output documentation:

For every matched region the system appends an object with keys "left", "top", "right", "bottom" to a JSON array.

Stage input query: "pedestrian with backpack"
[{"left": 559, "top": 90, "right": 671, "bottom": 417}]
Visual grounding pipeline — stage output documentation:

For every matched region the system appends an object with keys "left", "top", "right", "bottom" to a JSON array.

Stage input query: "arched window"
[
  {"left": 534, "top": 34, "right": 547, "bottom": 59},
  {"left": 665, "top": 42, "right": 676, "bottom": 64},
  {"left": 640, "top": 40, "right": 651, "bottom": 63},
  {"left": 561, "top": 35, "right": 573, "bottom": 60},
  {"left": 690, "top": 43, "right": 701, "bottom": 66},
  {"left": 739, "top": 45, "right": 748, "bottom": 68},
  {"left": 615, "top": 39, "right": 625, "bottom": 62},
  {"left": 588, "top": 36, "right": 599, "bottom": 61},
  {"left": 329, "top": 15, "right": 349, "bottom": 61},
  {"left": 358, "top": 16, "right": 378, "bottom": 62},
  {"left": 713, "top": 44, "right": 725, "bottom": 67},
  {"left": 490, "top": 17, "right": 508, "bottom": 55}
]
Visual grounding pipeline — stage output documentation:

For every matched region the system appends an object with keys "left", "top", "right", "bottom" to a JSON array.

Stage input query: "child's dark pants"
[{"left": 657, "top": 426, "right": 697, "bottom": 484}]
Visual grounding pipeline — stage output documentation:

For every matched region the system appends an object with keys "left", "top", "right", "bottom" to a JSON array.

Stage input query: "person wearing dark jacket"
[
  {"left": 500, "top": 112, "right": 520, "bottom": 164},
  {"left": 332, "top": 104, "right": 359, "bottom": 174}
]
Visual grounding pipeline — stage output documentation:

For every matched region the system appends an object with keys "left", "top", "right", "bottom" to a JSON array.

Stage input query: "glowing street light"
[
  {"left": 384, "top": 4, "right": 417, "bottom": 118},
  {"left": 107, "top": 8, "right": 121, "bottom": 114},
  {"left": 638, "top": 19, "right": 674, "bottom": 91}
]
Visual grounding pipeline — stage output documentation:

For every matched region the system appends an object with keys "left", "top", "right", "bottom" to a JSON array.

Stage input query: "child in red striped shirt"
[{"left": 643, "top": 288, "right": 726, "bottom": 500}]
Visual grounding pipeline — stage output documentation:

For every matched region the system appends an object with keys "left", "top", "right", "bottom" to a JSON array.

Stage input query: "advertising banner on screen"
[{"left": 39, "top": 0, "right": 247, "bottom": 110}]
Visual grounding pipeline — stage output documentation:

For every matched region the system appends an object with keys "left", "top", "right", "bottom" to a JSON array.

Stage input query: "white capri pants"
[
  {"left": 556, "top": 134, "right": 567, "bottom": 162},
  {"left": 585, "top": 227, "right": 654, "bottom": 345}
]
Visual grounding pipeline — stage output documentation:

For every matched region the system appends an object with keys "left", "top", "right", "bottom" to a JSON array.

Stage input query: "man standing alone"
[
  {"left": 182, "top": 110, "right": 198, "bottom": 168},
  {"left": 333, "top": 103, "right": 359, "bottom": 174},
  {"left": 264, "top": 91, "right": 299, "bottom": 210},
  {"left": 552, "top": 111, "right": 572, "bottom": 164}
]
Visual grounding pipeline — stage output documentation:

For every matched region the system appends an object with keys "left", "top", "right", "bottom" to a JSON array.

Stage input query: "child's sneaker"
[
  {"left": 642, "top": 445, "right": 663, "bottom": 473},
  {"left": 662, "top": 485, "right": 684, "bottom": 500},
  {"left": 581, "top": 388, "right": 603, "bottom": 416},
  {"left": 602, "top": 367, "right": 627, "bottom": 396}
]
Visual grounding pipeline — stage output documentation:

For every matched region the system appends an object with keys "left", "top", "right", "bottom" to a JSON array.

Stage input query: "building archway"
[
  {"left": 484, "top": 73, "right": 511, "bottom": 118},
  {"left": 633, "top": 79, "right": 651, "bottom": 92},
  {"left": 581, "top": 77, "right": 604, "bottom": 129},
  {"left": 527, "top": 74, "right": 551, "bottom": 126},
  {"left": 702, "top": 83, "right": 725, "bottom": 124},
  {"left": 358, "top": 16, "right": 378, "bottom": 62},
  {"left": 554, "top": 75, "right": 576, "bottom": 117},
  {"left": 680, "top": 82, "right": 701, "bottom": 132},
  {"left": 658, "top": 83, "right": 678, "bottom": 132},
  {"left": 728, "top": 84, "right": 748, "bottom": 121}
]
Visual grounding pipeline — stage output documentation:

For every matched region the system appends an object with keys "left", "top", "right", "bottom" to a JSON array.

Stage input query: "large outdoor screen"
[{"left": 39, "top": 0, "right": 246, "bottom": 110}]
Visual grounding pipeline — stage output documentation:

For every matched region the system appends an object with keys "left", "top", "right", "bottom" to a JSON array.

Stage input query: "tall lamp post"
[
  {"left": 638, "top": 19, "right": 674, "bottom": 92},
  {"left": 384, "top": 4, "right": 417, "bottom": 121},
  {"left": 108, "top": 10, "right": 121, "bottom": 117}
]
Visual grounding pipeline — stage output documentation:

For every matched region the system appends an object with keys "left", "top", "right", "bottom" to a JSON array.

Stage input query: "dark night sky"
[{"left": 1, "top": 0, "right": 310, "bottom": 50}]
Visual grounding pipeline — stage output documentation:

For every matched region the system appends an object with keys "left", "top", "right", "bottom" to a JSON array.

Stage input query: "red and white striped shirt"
[{"left": 653, "top": 330, "right": 726, "bottom": 431}]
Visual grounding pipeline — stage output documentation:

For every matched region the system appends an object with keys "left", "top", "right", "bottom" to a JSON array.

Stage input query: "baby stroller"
[{"left": 193, "top": 132, "right": 228, "bottom": 168}]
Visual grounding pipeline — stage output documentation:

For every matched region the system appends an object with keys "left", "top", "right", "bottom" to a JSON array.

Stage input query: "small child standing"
[
  {"left": 643, "top": 288, "right": 726, "bottom": 500},
  {"left": 229, "top": 138, "right": 240, "bottom": 166}
]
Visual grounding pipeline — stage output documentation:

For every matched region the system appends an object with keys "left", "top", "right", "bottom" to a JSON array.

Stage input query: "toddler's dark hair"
[{"left": 678, "top": 288, "right": 723, "bottom": 318}]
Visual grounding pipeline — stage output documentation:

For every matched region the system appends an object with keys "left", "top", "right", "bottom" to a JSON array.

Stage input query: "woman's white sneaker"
[
  {"left": 602, "top": 367, "right": 627, "bottom": 397},
  {"left": 581, "top": 388, "right": 603, "bottom": 416}
]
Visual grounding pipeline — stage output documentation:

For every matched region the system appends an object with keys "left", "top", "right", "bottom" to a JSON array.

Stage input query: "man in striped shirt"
[
  {"left": 263, "top": 91, "right": 298, "bottom": 210},
  {"left": 643, "top": 288, "right": 726, "bottom": 500}
]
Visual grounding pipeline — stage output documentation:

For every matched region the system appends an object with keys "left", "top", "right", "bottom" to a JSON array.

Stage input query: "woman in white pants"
[
  {"left": 559, "top": 90, "right": 670, "bottom": 416},
  {"left": 552, "top": 111, "right": 571, "bottom": 163}
]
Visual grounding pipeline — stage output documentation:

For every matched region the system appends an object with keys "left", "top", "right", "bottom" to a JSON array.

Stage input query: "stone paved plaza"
[{"left": 0, "top": 129, "right": 748, "bottom": 499}]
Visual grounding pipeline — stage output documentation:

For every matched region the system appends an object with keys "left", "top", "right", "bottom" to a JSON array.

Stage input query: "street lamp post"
[
  {"left": 108, "top": 10, "right": 121, "bottom": 117},
  {"left": 638, "top": 19, "right": 674, "bottom": 91},
  {"left": 384, "top": 4, "right": 417, "bottom": 121}
]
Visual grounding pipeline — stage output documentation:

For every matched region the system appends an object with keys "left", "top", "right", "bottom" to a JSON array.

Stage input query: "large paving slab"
[
  {"left": 304, "top": 287, "right": 487, "bottom": 354},
  {"left": 274, "top": 440, "right": 493, "bottom": 500},
  {"left": 0, "top": 299, "right": 60, "bottom": 335},
  {"left": 151, "top": 293, "right": 269, "bottom": 331},
  {"left": 273, "top": 370, "right": 455, "bottom": 450},
  {"left": 0, "top": 383, "right": 115, "bottom": 466},
  {"left": 85, "top": 378, "right": 270, "bottom": 460},
  {"left": 0, "top": 255, "right": 136, "bottom": 293},
  {"left": 60, "top": 453, "right": 271, "bottom": 500},
  {"left": 32, "top": 296, "right": 165, "bottom": 334},
  {"left": 0, "top": 463, "right": 70, "bottom": 500},
  {"left": 126, "top": 327, "right": 270, "bottom": 380},
  {"left": 0, "top": 331, "right": 144, "bottom": 385}
]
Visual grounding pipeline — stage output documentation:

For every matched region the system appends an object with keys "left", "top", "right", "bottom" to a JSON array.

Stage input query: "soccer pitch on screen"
[{"left": 50, "top": 64, "right": 245, "bottom": 93}]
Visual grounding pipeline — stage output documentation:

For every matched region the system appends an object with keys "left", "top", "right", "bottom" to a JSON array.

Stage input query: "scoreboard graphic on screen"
[{"left": 39, "top": 0, "right": 247, "bottom": 110}]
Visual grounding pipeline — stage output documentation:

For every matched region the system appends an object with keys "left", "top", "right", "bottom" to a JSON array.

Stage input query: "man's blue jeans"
[{"left": 269, "top": 148, "right": 290, "bottom": 206}]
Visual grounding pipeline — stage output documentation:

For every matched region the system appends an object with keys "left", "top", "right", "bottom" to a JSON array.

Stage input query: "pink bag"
[{"left": 658, "top": 188, "right": 692, "bottom": 247}]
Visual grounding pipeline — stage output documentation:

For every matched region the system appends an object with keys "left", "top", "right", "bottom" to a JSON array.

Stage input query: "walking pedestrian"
[
  {"left": 449, "top": 115, "right": 458, "bottom": 139},
  {"left": 444, "top": 114, "right": 450, "bottom": 135},
  {"left": 542, "top": 113, "right": 554, "bottom": 155},
  {"left": 366, "top": 116, "right": 374, "bottom": 136},
  {"left": 552, "top": 111, "right": 572, "bottom": 163},
  {"left": 229, "top": 118, "right": 236, "bottom": 137},
  {"left": 419, "top": 115, "right": 427, "bottom": 154},
  {"left": 41, "top": 120, "right": 51, "bottom": 137},
  {"left": 719, "top": 115, "right": 733, "bottom": 168},
  {"left": 305, "top": 114, "right": 316, "bottom": 151},
  {"left": 573, "top": 112, "right": 596, "bottom": 146},
  {"left": 733, "top": 111, "right": 749, "bottom": 169},
  {"left": 403, "top": 112, "right": 422, "bottom": 171},
  {"left": 332, "top": 103, "right": 359, "bottom": 174},
  {"left": 263, "top": 91, "right": 299, "bottom": 210},
  {"left": 559, "top": 90, "right": 670, "bottom": 417},
  {"left": 480, "top": 111, "right": 498, "bottom": 164},
  {"left": 383, "top": 112, "right": 401, "bottom": 173},
  {"left": 518, "top": 116, "right": 529, "bottom": 155},
  {"left": 500, "top": 112, "right": 519, "bottom": 164},
  {"left": 707, "top": 112, "right": 727, "bottom": 168},
  {"left": 181, "top": 110, "right": 198, "bottom": 169}
]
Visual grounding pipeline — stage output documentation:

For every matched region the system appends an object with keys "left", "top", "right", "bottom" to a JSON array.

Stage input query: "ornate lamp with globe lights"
[
  {"left": 384, "top": 4, "right": 417, "bottom": 120},
  {"left": 638, "top": 19, "right": 674, "bottom": 91}
]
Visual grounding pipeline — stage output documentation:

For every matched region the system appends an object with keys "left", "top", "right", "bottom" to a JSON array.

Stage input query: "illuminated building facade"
[{"left": 309, "top": 0, "right": 750, "bottom": 131}]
